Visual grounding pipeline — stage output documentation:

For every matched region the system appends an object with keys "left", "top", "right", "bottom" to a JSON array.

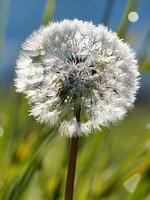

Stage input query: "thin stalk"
[{"left": 65, "top": 105, "right": 81, "bottom": 200}]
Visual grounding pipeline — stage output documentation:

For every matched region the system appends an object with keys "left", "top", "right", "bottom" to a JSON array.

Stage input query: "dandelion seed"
[{"left": 15, "top": 19, "right": 140, "bottom": 137}]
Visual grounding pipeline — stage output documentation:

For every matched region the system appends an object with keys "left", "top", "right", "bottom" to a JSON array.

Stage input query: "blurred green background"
[{"left": 0, "top": 0, "right": 150, "bottom": 199}]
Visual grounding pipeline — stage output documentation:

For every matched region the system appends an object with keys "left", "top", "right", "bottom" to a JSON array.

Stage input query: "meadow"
[{"left": 0, "top": 0, "right": 150, "bottom": 199}]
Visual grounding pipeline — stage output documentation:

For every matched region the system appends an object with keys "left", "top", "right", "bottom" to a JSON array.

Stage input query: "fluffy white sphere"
[{"left": 15, "top": 19, "right": 140, "bottom": 137}]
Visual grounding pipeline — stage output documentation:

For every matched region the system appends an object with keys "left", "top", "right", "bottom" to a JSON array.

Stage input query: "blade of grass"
[
  {"left": 3, "top": 156, "right": 42, "bottom": 200},
  {"left": 100, "top": 0, "right": 115, "bottom": 26},
  {"left": 42, "top": 0, "right": 56, "bottom": 25},
  {"left": 0, "top": 0, "right": 10, "bottom": 64},
  {"left": 94, "top": 139, "right": 150, "bottom": 199},
  {"left": 117, "top": 0, "right": 137, "bottom": 38},
  {"left": 139, "top": 27, "right": 150, "bottom": 72},
  {"left": 127, "top": 169, "right": 150, "bottom": 200},
  {"left": 1, "top": 126, "right": 58, "bottom": 200}
]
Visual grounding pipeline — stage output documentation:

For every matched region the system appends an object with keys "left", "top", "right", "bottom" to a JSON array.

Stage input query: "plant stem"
[{"left": 65, "top": 105, "right": 81, "bottom": 200}]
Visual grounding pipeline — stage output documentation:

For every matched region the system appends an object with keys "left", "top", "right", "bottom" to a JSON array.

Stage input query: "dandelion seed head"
[{"left": 15, "top": 19, "right": 140, "bottom": 137}]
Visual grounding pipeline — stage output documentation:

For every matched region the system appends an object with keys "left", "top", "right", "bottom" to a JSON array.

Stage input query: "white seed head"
[{"left": 15, "top": 19, "right": 140, "bottom": 137}]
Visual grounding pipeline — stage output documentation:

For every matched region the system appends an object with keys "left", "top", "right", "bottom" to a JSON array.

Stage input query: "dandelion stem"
[{"left": 65, "top": 105, "right": 81, "bottom": 200}]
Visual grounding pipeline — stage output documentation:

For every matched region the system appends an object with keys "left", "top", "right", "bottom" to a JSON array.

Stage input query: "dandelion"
[{"left": 15, "top": 19, "right": 140, "bottom": 200}]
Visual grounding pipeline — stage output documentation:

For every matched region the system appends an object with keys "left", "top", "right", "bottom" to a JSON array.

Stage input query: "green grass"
[{"left": 0, "top": 88, "right": 150, "bottom": 200}]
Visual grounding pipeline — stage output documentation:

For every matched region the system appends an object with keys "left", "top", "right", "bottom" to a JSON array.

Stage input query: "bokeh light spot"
[
  {"left": 0, "top": 127, "right": 4, "bottom": 137},
  {"left": 146, "top": 123, "right": 150, "bottom": 129},
  {"left": 124, "top": 173, "right": 141, "bottom": 193},
  {"left": 128, "top": 12, "right": 139, "bottom": 22}
]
